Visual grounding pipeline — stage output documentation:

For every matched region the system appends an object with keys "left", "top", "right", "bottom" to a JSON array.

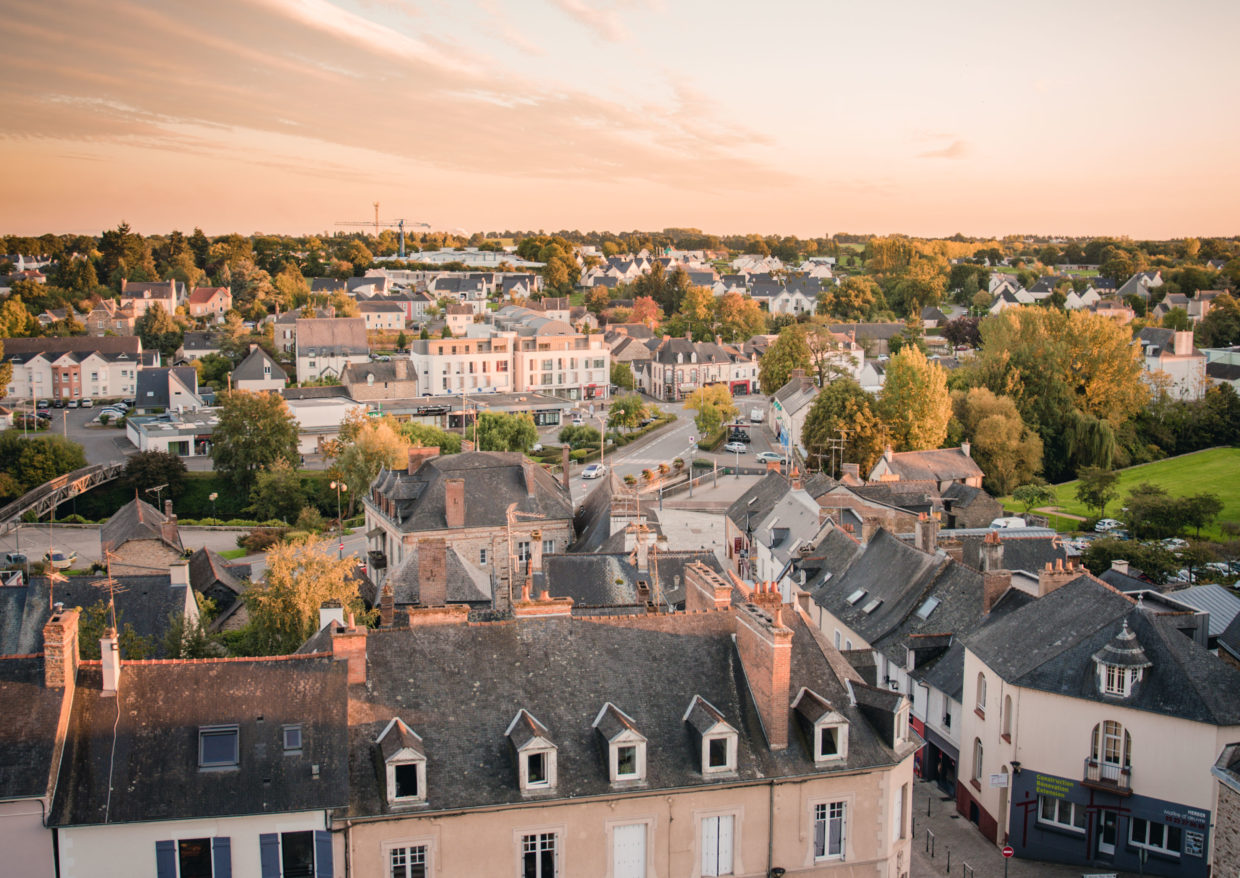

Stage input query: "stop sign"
[{"left": 1002, "top": 846, "right": 1014, "bottom": 858}]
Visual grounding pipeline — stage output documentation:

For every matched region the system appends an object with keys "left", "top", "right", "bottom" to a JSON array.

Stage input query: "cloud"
[
  {"left": 548, "top": 0, "right": 628, "bottom": 41},
  {"left": 918, "top": 139, "right": 969, "bottom": 160}
]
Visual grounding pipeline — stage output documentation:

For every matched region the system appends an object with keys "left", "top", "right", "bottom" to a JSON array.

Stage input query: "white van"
[
  {"left": 988, "top": 516, "right": 1026, "bottom": 529},
  {"left": 749, "top": 407, "right": 763, "bottom": 423}
]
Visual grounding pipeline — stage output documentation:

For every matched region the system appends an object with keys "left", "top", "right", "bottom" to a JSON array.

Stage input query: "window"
[
  {"left": 976, "top": 672, "right": 987, "bottom": 714},
  {"left": 701, "top": 815, "right": 735, "bottom": 876},
  {"left": 1002, "top": 695, "right": 1012, "bottom": 738},
  {"left": 522, "top": 832, "right": 557, "bottom": 878},
  {"left": 844, "top": 639, "right": 853, "bottom": 651},
  {"left": 283, "top": 725, "right": 302, "bottom": 752},
  {"left": 818, "top": 726, "right": 839, "bottom": 758},
  {"left": 834, "top": 630, "right": 841, "bottom": 648},
  {"left": 389, "top": 845, "right": 427, "bottom": 878},
  {"left": 394, "top": 763, "right": 419, "bottom": 799},
  {"left": 813, "top": 802, "right": 846, "bottom": 860},
  {"left": 198, "top": 725, "right": 239, "bottom": 768},
  {"left": 155, "top": 838, "right": 231, "bottom": 878},
  {"left": 894, "top": 783, "right": 908, "bottom": 841},
  {"left": 1091, "top": 720, "right": 1132, "bottom": 779},
  {"left": 259, "top": 831, "right": 332, "bottom": 878},
  {"left": 1130, "top": 817, "right": 1182, "bottom": 856},
  {"left": 708, "top": 737, "right": 729, "bottom": 769},
  {"left": 517, "top": 542, "right": 531, "bottom": 564},
  {"left": 1038, "top": 796, "right": 1086, "bottom": 832},
  {"left": 527, "top": 751, "right": 547, "bottom": 785},
  {"left": 616, "top": 745, "right": 638, "bottom": 778},
  {"left": 543, "top": 539, "right": 555, "bottom": 556},
  {"left": 479, "top": 548, "right": 487, "bottom": 565},
  {"left": 1102, "top": 664, "right": 1138, "bottom": 697},
  {"left": 972, "top": 738, "right": 983, "bottom": 784}
]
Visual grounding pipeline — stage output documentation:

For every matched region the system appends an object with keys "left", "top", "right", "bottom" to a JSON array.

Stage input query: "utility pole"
[{"left": 373, "top": 201, "right": 380, "bottom": 237}]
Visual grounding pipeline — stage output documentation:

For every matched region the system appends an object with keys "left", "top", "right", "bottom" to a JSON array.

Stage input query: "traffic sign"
[{"left": 1002, "top": 846, "right": 1014, "bottom": 858}]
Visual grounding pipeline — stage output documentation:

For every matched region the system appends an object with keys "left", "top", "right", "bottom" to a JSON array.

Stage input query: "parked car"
[
  {"left": 571, "top": 415, "right": 585, "bottom": 426},
  {"left": 35, "top": 410, "right": 52, "bottom": 422},
  {"left": 727, "top": 429, "right": 751, "bottom": 443},
  {"left": 80, "top": 399, "right": 93, "bottom": 408},
  {"left": 52, "top": 399, "right": 66, "bottom": 408},
  {"left": 723, "top": 441, "right": 748, "bottom": 454},
  {"left": 750, "top": 408, "right": 763, "bottom": 423},
  {"left": 582, "top": 463, "right": 606, "bottom": 479},
  {"left": 66, "top": 399, "right": 79, "bottom": 408},
  {"left": 122, "top": 397, "right": 136, "bottom": 407},
  {"left": 754, "top": 451, "right": 784, "bottom": 464},
  {"left": 1095, "top": 518, "right": 1123, "bottom": 533},
  {"left": 1160, "top": 537, "right": 1188, "bottom": 551},
  {"left": 4, "top": 552, "right": 27, "bottom": 566},
  {"left": 35, "top": 400, "right": 49, "bottom": 410},
  {"left": 44, "top": 551, "right": 77, "bottom": 570}
]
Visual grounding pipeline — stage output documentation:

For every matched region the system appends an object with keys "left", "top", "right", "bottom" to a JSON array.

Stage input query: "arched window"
[
  {"left": 976, "top": 672, "right": 987, "bottom": 715},
  {"left": 1090, "top": 721, "right": 1132, "bottom": 782},
  {"left": 1002, "top": 695, "right": 1012, "bottom": 738}
]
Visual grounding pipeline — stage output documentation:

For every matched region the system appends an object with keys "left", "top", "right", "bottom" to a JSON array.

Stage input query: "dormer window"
[
  {"left": 793, "top": 688, "right": 849, "bottom": 764},
  {"left": 506, "top": 709, "right": 557, "bottom": 793},
  {"left": 684, "top": 695, "right": 738, "bottom": 775},
  {"left": 593, "top": 702, "right": 647, "bottom": 783},
  {"left": 1092, "top": 619, "right": 1152, "bottom": 699},
  {"left": 199, "top": 725, "right": 239, "bottom": 769},
  {"left": 376, "top": 718, "right": 427, "bottom": 806}
]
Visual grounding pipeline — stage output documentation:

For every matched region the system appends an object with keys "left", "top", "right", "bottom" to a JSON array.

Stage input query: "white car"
[
  {"left": 723, "top": 441, "right": 747, "bottom": 454},
  {"left": 582, "top": 463, "right": 606, "bottom": 479},
  {"left": 1095, "top": 518, "right": 1123, "bottom": 533}
]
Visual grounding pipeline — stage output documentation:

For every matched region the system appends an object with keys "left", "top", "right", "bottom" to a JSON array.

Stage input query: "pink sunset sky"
[{"left": 0, "top": 0, "right": 1235, "bottom": 239}]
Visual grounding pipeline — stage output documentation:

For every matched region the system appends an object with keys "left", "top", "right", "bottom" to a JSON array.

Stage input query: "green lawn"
[
  {"left": 1004, "top": 447, "right": 1240, "bottom": 538},
  {"left": 218, "top": 548, "right": 248, "bottom": 560}
]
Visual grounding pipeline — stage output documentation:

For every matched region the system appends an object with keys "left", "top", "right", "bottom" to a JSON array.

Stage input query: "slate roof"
[
  {"left": 181, "top": 332, "right": 221, "bottom": 352},
  {"left": 188, "top": 547, "right": 246, "bottom": 598},
  {"left": 540, "top": 550, "right": 723, "bottom": 611},
  {"left": 0, "top": 575, "right": 191, "bottom": 657},
  {"left": 1219, "top": 612, "right": 1240, "bottom": 664},
  {"left": 957, "top": 532, "right": 1066, "bottom": 574},
  {"left": 372, "top": 546, "right": 491, "bottom": 607},
  {"left": 964, "top": 575, "right": 1240, "bottom": 725},
  {"left": 310, "top": 278, "right": 345, "bottom": 293},
  {"left": 369, "top": 451, "right": 573, "bottom": 533},
  {"left": 101, "top": 497, "right": 184, "bottom": 555},
  {"left": 1165, "top": 584, "right": 1240, "bottom": 638},
  {"left": 51, "top": 656, "right": 348, "bottom": 826},
  {"left": 725, "top": 470, "right": 792, "bottom": 531},
  {"left": 232, "top": 345, "right": 287, "bottom": 382},
  {"left": 296, "top": 317, "right": 369, "bottom": 356},
  {"left": 134, "top": 366, "right": 200, "bottom": 410},
  {"left": 0, "top": 656, "right": 68, "bottom": 799},
  {"left": 346, "top": 609, "right": 908, "bottom": 817},
  {"left": 2, "top": 336, "right": 143, "bottom": 364},
  {"left": 771, "top": 372, "right": 818, "bottom": 415},
  {"left": 870, "top": 446, "right": 983, "bottom": 483}
]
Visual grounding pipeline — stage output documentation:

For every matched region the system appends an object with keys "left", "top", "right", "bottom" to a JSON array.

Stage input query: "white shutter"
[
  {"left": 717, "top": 815, "right": 734, "bottom": 875},
  {"left": 612, "top": 824, "right": 646, "bottom": 878},
  {"left": 702, "top": 817, "right": 718, "bottom": 876}
]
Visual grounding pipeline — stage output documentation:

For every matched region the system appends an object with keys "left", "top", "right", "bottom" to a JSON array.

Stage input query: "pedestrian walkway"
[{"left": 910, "top": 780, "right": 1140, "bottom": 878}]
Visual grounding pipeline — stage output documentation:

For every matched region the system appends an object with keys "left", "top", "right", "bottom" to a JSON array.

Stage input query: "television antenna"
[{"left": 145, "top": 484, "right": 168, "bottom": 507}]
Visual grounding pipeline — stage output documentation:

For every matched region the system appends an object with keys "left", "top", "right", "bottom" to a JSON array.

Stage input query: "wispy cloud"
[
  {"left": 918, "top": 139, "right": 969, "bottom": 160},
  {"left": 548, "top": 0, "right": 628, "bottom": 41}
]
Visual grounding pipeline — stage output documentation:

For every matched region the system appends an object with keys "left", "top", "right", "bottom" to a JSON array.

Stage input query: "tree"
[
  {"left": 759, "top": 325, "right": 812, "bottom": 394},
  {"left": 678, "top": 285, "right": 715, "bottom": 339},
  {"left": 1181, "top": 493, "right": 1224, "bottom": 538},
  {"left": 0, "top": 432, "right": 87, "bottom": 493},
  {"left": 211, "top": 390, "right": 300, "bottom": 495},
  {"left": 0, "top": 339, "right": 10, "bottom": 392},
  {"left": 941, "top": 316, "right": 981, "bottom": 349},
  {"left": 241, "top": 537, "right": 371, "bottom": 655},
  {"left": 714, "top": 291, "right": 766, "bottom": 341},
  {"left": 1162, "top": 308, "right": 1191, "bottom": 332},
  {"left": 395, "top": 331, "right": 408, "bottom": 351},
  {"left": 610, "top": 361, "right": 634, "bottom": 391},
  {"left": 247, "top": 458, "right": 307, "bottom": 523},
  {"left": 1197, "top": 293, "right": 1240, "bottom": 348},
  {"left": 586, "top": 287, "right": 611, "bottom": 314},
  {"left": 558, "top": 424, "right": 601, "bottom": 449},
  {"left": 0, "top": 299, "right": 32, "bottom": 338},
  {"left": 630, "top": 296, "right": 662, "bottom": 330},
  {"left": 801, "top": 377, "right": 888, "bottom": 477},
  {"left": 1075, "top": 466, "right": 1119, "bottom": 520},
  {"left": 819, "top": 276, "right": 883, "bottom": 321},
  {"left": 400, "top": 422, "right": 462, "bottom": 454},
  {"left": 878, "top": 347, "right": 951, "bottom": 451},
  {"left": 951, "top": 388, "right": 1043, "bottom": 495},
  {"left": 1080, "top": 538, "right": 1178, "bottom": 585},
  {"left": 134, "top": 302, "right": 183, "bottom": 361},
  {"left": 475, "top": 411, "right": 537, "bottom": 452},
  {"left": 1013, "top": 484, "right": 1056, "bottom": 514},
  {"left": 683, "top": 385, "right": 738, "bottom": 437},
  {"left": 607, "top": 393, "right": 646, "bottom": 433},
  {"left": 78, "top": 601, "right": 155, "bottom": 660},
  {"left": 124, "top": 450, "right": 187, "bottom": 500},
  {"left": 329, "top": 412, "right": 410, "bottom": 513}
]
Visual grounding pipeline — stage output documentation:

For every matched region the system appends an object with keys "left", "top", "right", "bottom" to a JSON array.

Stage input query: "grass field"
[{"left": 1004, "top": 447, "right": 1240, "bottom": 538}]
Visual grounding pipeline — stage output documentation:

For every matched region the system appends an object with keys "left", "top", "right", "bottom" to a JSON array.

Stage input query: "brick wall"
[
  {"left": 734, "top": 602, "right": 792, "bottom": 750},
  {"left": 1216, "top": 780, "right": 1240, "bottom": 877}
]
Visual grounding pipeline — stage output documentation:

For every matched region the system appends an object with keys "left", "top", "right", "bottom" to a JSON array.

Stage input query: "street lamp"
[
  {"left": 595, "top": 412, "right": 607, "bottom": 470},
  {"left": 208, "top": 492, "right": 218, "bottom": 520},
  {"left": 734, "top": 441, "right": 741, "bottom": 478},
  {"left": 330, "top": 480, "right": 348, "bottom": 559}
]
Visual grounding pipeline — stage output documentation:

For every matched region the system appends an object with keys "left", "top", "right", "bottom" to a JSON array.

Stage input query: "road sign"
[{"left": 1002, "top": 846, "right": 1014, "bottom": 858}]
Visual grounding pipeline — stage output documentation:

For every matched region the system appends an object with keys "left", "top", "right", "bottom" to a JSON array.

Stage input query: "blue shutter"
[
  {"left": 212, "top": 837, "right": 232, "bottom": 878},
  {"left": 260, "top": 833, "right": 281, "bottom": 878},
  {"left": 156, "top": 840, "right": 177, "bottom": 878},
  {"left": 314, "top": 830, "right": 334, "bottom": 878}
]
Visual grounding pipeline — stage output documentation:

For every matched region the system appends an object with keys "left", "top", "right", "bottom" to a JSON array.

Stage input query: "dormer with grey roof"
[
  {"left": 793, "top": 688, "right": 850, "bottom": 764},
  {"left": 506, "top": 709, "right": 557, "bottom": 793},
  {"left": 1092, "top": 618, "right": 1153, "bottom": 699},
  {"left": 683, "top": 694, "right": 738, "bottom": 775},
  {"left": 376, "top": 717, "right": 427, "bottom": 806},
  {"left": 592, "top": 703, "right": 647, "bottom": 784}
]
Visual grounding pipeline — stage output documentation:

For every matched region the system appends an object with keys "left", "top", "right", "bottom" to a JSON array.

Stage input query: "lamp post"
[
  {"left": 595, "top": 413, "right": 606, "bottom": 470},
  {"left": 734, "top": 441, "right": 741, "bottom": 478},
  {"left": 330, "top": 480, "right": 348, "bottom": 558},
  {"left": 209, "top": 492, "right": 218, "bottom": 521}
]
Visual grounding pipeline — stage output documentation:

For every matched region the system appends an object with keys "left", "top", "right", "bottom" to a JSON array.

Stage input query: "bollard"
[
  {"left": 946, "top": 847, "right": 951, "bottom": 874},
  {"left": 928, "top": 795, "right": 932, "bottom": 817}
]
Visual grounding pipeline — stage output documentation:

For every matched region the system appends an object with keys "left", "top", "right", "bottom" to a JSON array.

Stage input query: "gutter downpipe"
[{"left": 768, "top": 777, "right": 776, "bottom": 878}]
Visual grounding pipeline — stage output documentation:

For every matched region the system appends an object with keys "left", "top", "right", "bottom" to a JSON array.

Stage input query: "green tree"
[
  {"left": 1197, "top": 293, "right": 1240, "bottom": 347},
  {"left": 241, "top": 537, "right": 372, "bottom": 655},
  {"left": 247, "top": 458, "right": 308, "bottom": 523},
  {"left": 193, "top": 353, "right": 235, "bottom": 390},
  {"left": 123, "top": 450, "right": 187, "bottom": 500},
  {"left": 951, "top": 388, "right": 1043, "bottom": 495},
  {"left": 211, "top": 390, "right": 300, "bottom": 495},
  {"left": 558, "top": 424, "right": 601, "bottom": 449},
  {"left": 0, "top": 339, "right": 10, "bottom": 392},
  {"left": 607, "top": 393, "right": 646, "bottom": 433},
  {"left": 1080, "top": 538, "right": 1178, "bottom": 585},
  {"left": 1012, "top": 484, "right": 1056, "bottom": 514},
  {"left": 396, "top": 331, "right": 409, "bottom": 351},
  {"left": 400, "top": 422, "right": 462, "bottom": 454},
  {"left": 878, "top": 347, "right": 951, "bottom": 451},
  {"left": 818, "top": 276, "right": 884, "bottom": 321},
  {"left": 0, "top": 432, "right": 87, "bottom": 492},
  {"left": 475, "top": 411, "right": 538, "bottom": 452},
  {"left": 610, "top": 361, "right": 635, "bottom": 391},
  {"left": 329, "top": 412, "right": 410, "bottom": 514},
  {"left": 78, "top": 601, "right": 155, "bottom": 660},
  {"left": 1181, "top": 493, "right": 1224, "bottom": 538},
  {"left": 1162, "top": 308, "right": 1191, "bottom": 332},
  {"left": 1075, "top": 466, "right": 1119, "bottom": 520},
  {"left": 134, "top": 303, "right": 183, "bottom": 361},
  {"left": 683, "top": 384, "right": 738, "bottom": 437},
  {"left": 801, "top": 377, "right": 888, "bottom": 477},
  {"left": 758, "top": 325, "right": 812, "bottom": 394}
]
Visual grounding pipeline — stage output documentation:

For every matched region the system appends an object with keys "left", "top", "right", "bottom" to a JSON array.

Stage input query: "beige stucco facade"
[
  {"left": 344, "top": 758, "right": 916, "bottom": 877},
  {"left": 0, "top": 799, "right": 56, "bottom": 878}
]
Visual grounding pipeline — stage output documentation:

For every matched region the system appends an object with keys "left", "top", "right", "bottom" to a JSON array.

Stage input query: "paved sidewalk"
[{"left": 910, "top": 780, "right": 1140, "bottom": 878}]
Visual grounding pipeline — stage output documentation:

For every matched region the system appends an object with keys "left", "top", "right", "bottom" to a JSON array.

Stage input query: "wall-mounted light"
[{"left": 1011, "top": 760, "right": 1022, "bottom": 775}]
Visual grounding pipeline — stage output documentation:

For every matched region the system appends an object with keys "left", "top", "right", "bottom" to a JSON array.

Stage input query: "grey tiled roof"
[
  {"left": 101, "top": 497, "right": 183, "bottom": 555},
  {"left": 232, "top": 345, "right": 287, "bottom": 382},
  {"left": 51, "top": 657, "right": 349, "bottom": 826},
  {"left": 0, "top": 656, "right": 68, "bottom": 799}
]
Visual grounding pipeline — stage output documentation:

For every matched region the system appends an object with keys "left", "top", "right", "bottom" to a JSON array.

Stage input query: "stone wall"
[
  {"left": 1216, "top": 779, "right": 1240, "bottom": 877},
  {"left": 112, "top": 539, "right": 182, "bottom": 577}
]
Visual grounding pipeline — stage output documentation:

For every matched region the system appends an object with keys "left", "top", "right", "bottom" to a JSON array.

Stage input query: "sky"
[{"left": 0, "top": 0, "right": 1236, "bottom": 240}]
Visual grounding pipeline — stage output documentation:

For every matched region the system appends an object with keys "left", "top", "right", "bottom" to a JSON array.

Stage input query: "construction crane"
[{"left": 335, "top": 203, "right": 431, "bottom": 259}]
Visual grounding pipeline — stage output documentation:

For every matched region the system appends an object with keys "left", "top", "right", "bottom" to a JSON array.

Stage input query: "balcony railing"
[{"left": 1083, "top": 758, "right": 1132, "bottom": 794}]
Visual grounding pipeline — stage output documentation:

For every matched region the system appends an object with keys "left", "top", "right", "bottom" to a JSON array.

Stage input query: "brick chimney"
[
  {"left": 161, "top": 500, "right": 179, "bottom": 545},
  {"left": 379, "top": 583, "right": 395, "bottom": 627},
  {"left": 840, "top": 462, "right": 860, "bottom": 480},
  {"left": 418, "top": 539, "right": 447, "bottom": 607},
  {"left": 735, "top": 601, "right": 793, "bottom": 750},
  {"left": 406, "top": 604, "right": 470, "bottom": 626},
  {"left": 749, "top": 580, "right": 782, "bottom": 613},
  {"left": 521, "top": 459, "right": 538, "bottom": 499},
  {"left": 529, "top": 530, "right": 544, "bottom": 573},
  {"left": 513, "top": 588, "right": 574, "bottom": 619},
  {"left": 444, "top": 478, "right": 465, "bottom": 529},
  {"left": 790, "top": 467, "right": 803, "bottom": 491},
  {"left": 331, "top": 614, "right": 367, "bottom": 684},
  {"left": 982, "top": 570, "right": 1012, "bottom": 614},
  {"left": 1038, "top": 559, "right": 1078, "bottom": 597},
  {"left": 980, "top": 529, "right": 1004, "bottom": 572},
  {"left": 407, "top": 445, "right": 440, "bottom": 475},
  {"left": 42, "top": 605, "right": 79, "bottom": 689},
  {"left": 684, "top": 561, "right": 732, "bottom": 612},
  {"left": 915, "top": 512, "right": 940, "bottom": 554},
  {"left": 561, "top": 444, "right": 571, "bottom": 492},
  {"left": 1111, "top": 559, "right": 1130, "bottom": 576},
  {"left": 101, "top": 627, "right": 121, "bottom": 694}
]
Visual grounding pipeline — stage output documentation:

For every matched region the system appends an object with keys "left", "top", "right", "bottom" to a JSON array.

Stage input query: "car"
[
  {"left": 1160, "top": 537, "right": 1188, "bottom": 551},
  {"left": 34, "top": 410, "right": 52, "bottom": 421},
  {"left": 582, "top": 463, "right": 606, "bottom": 479},
  {"left": 727, "top": 430, "right": 751, "bottom": 443},
  {"left": 66, "top": 399, "right": 79, "bottom": 408},
  {"left": 52, "top": 399, "right": 66, "bottom": 408},
  {"left": 530, "top": 443, "right": 543, "bottom": 453},
  {"left": 4, "top": 552, "right": 27, "bottom": 566},
  {"left": 80, "top": 399, "right": 93, "bottom": 408},
  {"left": 750, "top": 408, "right": 763, "bottom": 423},
  {"left": 35, "top": 400, "right": 49, "bottom": 410},
  {"left": 44, "top": 551, "right": 77, "bottom": 570},
  {"left": 571, "top": 416, "right": 585, "bottom": 426},
  {"left": 754, "top": 451, "right": 784, "bottom": 464},
  {"left": 122, "top": 398, "right": 136, "bottom": 407},
  {"left": 723, "top": 441, "right": 748, "bottom": 454},
  {"left": 1094, "top": 518, "right": 1123, "bottom": 533},
  {"left": 113, "top": 401, "right": 130, "bottom": 410}
]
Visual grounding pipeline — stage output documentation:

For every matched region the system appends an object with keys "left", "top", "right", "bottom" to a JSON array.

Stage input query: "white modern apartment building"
[
  {"left": 408, "top": 331, "right": 518, "bottom": 395},
  {"left": 2, "top": 337, "right": 153, "bottom": 401}
]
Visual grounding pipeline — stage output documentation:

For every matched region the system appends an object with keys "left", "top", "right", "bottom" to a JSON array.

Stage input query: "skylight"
[
  {"left": 862, "top": 599, "right": 883, "bottom": 614},
  {"left": 916, "top": 597, "right": 941, "bottom": 620},
  {"left": 846, "top": 589, "right": 867, "bottom": 605}
]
